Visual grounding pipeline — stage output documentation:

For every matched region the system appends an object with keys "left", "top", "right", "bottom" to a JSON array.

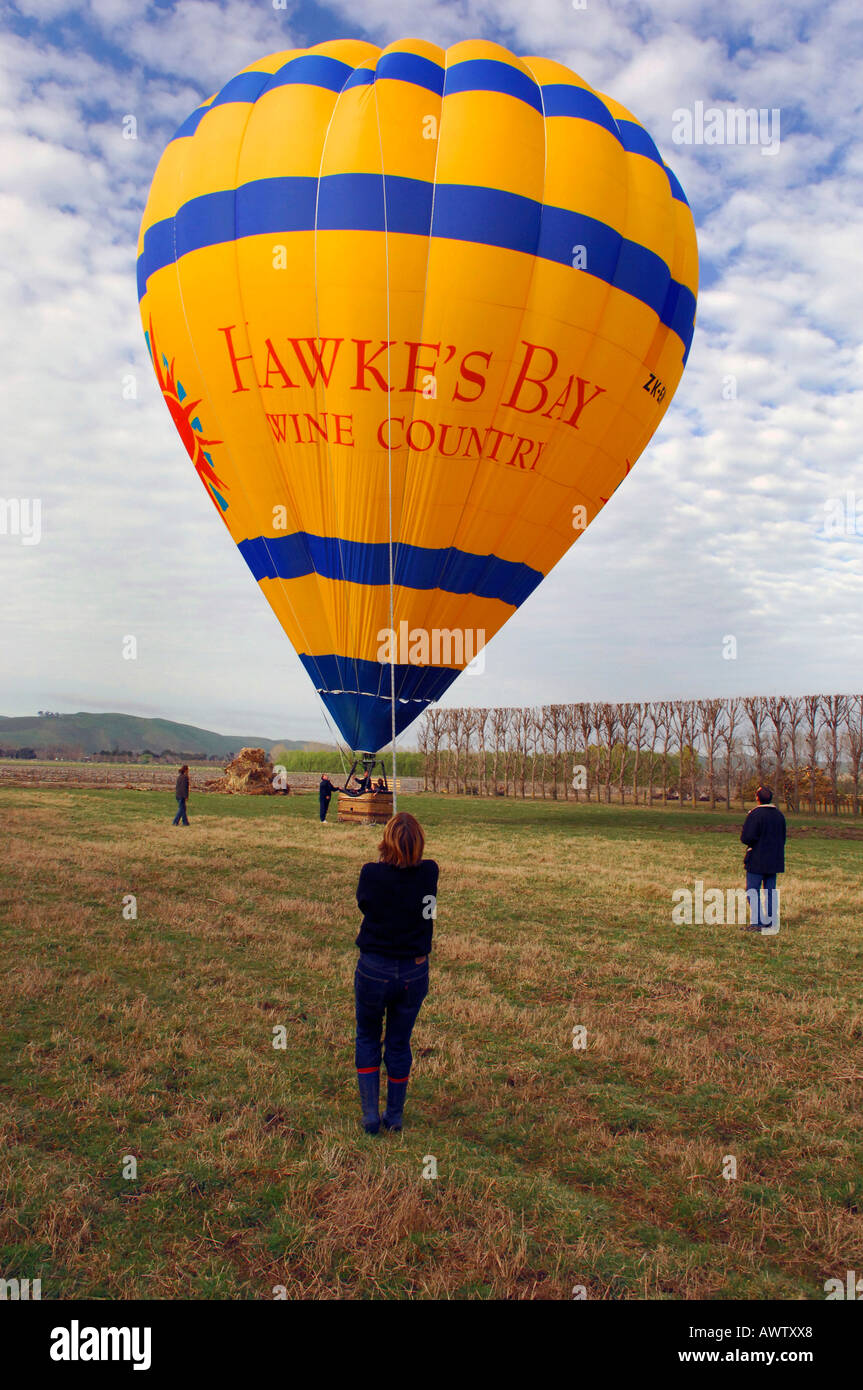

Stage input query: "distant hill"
[{"left": 0, "top": 712, "right": 330, "bottom": 759}]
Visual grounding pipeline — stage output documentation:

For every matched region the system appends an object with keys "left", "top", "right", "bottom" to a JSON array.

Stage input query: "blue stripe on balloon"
[
  {"left": 444, "top": 59, "right": 543, "bottom": 113},
  {"left": 171, "top": 75, "right": 265, "bottom": 141},
  {"left": 376, "top": 51, "right": 446, "bottom": 94},
  {"left": 434, "top": 183, "right": 542, "bottom": 257},
  {"left": 237, "top": 176, "right": 319, "bottom": 235},
  {"left": 617, "top": 119, "right": 663, "bottom": 167},
  {"left": 661, "top": 279, "right": 698, "bottom": 366},
  {"left": 137, "top": 175, "right": 696, "bottom": 356},
  {"left": 343, "top": 66, "right": 375, "bottom": 89},
  {"left": 172, "top": 108, "right": 208, "bottom": 142},
  {"left": 541, "top": 83, "right": 620, "bottom": 137},
  {"left": 267, "top": 54, "right": 355, "bottom": 92},
  {"left": 299, "top": 654, "right": 462, "bottom": 751},
  {"left": 237, "top": 533, "right": 543, "bottom": 608},
  {"left": 542, "top": 96, "right": 688, "bottom": 205},
  {"left": 315, "top": 172, "right": 432, "bottom": 234},
  {"left": 303, "top": 653, "right": 461, "bottom": 701},
  {"left": 664, "top": 164, "right": 689, "bottom": 207},
  {"left": 165, "top": 59, "right": 688, "bottom": 204},
  {"left": 138, "top": 218, "right": 174, "bottom": 298},
  {"left": 171, "top": 57, "right": 356, "bottom": 140}
]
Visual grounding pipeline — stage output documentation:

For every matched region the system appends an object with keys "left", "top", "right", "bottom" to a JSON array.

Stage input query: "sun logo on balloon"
[{"left": 145, "top": 318, "right": 229, "bottom": 515}]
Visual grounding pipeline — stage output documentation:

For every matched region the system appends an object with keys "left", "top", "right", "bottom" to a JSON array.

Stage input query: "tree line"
[{"left": 414, "top": 695, "right": 863, "bottom": 814}]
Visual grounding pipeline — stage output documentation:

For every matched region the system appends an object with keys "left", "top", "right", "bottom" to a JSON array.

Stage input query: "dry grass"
[{"left": 0, "top": 787, "right": 861, "bottom": 1300}]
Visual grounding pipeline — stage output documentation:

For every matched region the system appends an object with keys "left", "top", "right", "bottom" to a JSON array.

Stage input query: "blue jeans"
[
  {"left": 746, "top": 872, "right": 778, "bottom": 929},
  {"left": 319, "top": 795, "right": 331, "bottom": 822},
  {"left": 172, "top": 797, "right": 189, "bottom": 825},
  {"left": 354, "top": 952, "right": 429, "bottom": 1080}
]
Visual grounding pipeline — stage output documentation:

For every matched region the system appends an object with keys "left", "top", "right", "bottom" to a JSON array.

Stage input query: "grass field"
[{"left": 1, "top": 787, "right": 861, "bottom": 1300}]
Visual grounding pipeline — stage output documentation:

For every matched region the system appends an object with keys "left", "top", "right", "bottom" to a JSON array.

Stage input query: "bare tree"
[
  {"left": 681, "top": 701, "right": 699, "bottom": 806},
  {"left": 489, "top": 707, "right": 510, "bottom": 794},
  {"left": 445, "top": 709, "right": 461, "bottom": 792},
  {"left": 544, "top": 705, "right": 567, "bottom": 800},
  {"left": 514, "top": 706, "right": 534, "bottom": 798},
  {"left": 527, "top": 708, "right": 539, "bottom": 798},
  {"left": 822, "top": 695, "right": 846, "bottom": 815},
  {"left": 416, "top": 711, "right": 432, "bottom": 792},
  {"left": 784, "top": 697, "right": 803, "bottom": 812},
  {"left": 718, "top": 697, "right": 740, "bottom": 810},
  {"left": 803, "top": 695, "right": 823, "bottom": 813},
  {"left": 504, "top": 710, "right": 521, "bottom": 797},
  {"left": 532, "top": 707, "right": 544, "bottom": 799},
  {"left": 655, "top": 700, "right": 673, "bottom": 803},
  {"left": 473, "top": 708, "right": 490, "bottom": 796},
  {"left": 646, "top": 702, "right": 665, "bottom": 804},
  {"left": 598, "top": 703, "right": 620, "bottom": 803},
  {"left": 742, "top": 696, "right": 769, "bottom": 788},
  {"left": 575, "top": 703, "right": 595, "bottom": 801},
  {"left": 462, "top": 707, "right": 484, "bottom": 794},
  {"left": 422, "top": 707, "right": 447, "bottom": 791},
  {"left": 698, "top": 699, "right": 725, "bottom": 810},
  {"left": 617, "top": 703, "right": 637, "bottom": 805},
  {"left": 560, "top": 704, "right": 578, "bottom": 801},
  {"left": 668, "top": 701, "right": 689, "bottom": 802},
  {"left": 845, "top": 695, "right": 863, "bottom": 816},
  {"left": 632, "top": 703, "right": 651, "bottom": 805},
  {"left": 764, "top": 696, "right": 788, "bottom": 806}
]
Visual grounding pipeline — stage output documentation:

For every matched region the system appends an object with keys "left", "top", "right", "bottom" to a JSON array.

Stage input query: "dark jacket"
[
  {"left": 741, "top": 805, "right": 786, "bottom": 874},
  {"left": 175, "top": 773, "right": 190, "bottom": 800},
  {"left": 319, "top": 777, "right": 335, "bottom": 800},
  {"left": 356, "top": 859, "right": 439, "bottom": 958}
]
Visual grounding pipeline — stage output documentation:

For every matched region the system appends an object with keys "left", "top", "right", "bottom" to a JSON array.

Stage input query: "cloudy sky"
[{"left": 2, "top": 0, "right": 861, "bottom": 745}]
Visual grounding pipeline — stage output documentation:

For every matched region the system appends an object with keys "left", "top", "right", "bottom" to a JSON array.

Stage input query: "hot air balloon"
[{"left": 137, "top": 38, "right": 697, "bottom": 757}]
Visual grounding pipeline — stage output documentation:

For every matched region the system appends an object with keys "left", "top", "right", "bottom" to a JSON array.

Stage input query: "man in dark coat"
[
  {"left": 741, "top": 785, "right": 786, "bottom": 933},
  {"left": 172, "top": 765, "right": 190, "bottom": 826},
  {"left": 319, "top": 772, "right": 336, "bottom": 823}
]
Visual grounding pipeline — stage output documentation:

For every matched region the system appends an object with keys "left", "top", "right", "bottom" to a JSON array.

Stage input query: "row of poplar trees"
[{"left": 414, "top": 695, "right": 863, "bottom": 813}]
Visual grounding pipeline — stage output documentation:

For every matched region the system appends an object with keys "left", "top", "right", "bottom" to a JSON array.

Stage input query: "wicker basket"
[{"left": 337, "top": 790, "right": 393, "bottom": 825}]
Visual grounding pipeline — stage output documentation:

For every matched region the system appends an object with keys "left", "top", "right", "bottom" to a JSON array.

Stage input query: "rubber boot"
[
  {"left": 382, "top": 1076, "right": 409, "bottom": 1132},
  {"left": 357, "top": 1068, "right": 381, "bottom": 1134}
]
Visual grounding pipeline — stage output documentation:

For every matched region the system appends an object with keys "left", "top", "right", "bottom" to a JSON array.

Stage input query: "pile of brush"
[{"left": 205, "top": 747, "right": 283, "bottom": 795}]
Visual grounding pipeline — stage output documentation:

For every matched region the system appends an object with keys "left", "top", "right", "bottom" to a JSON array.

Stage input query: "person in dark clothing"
[
  {"left": 740, "top": 785, "right": 786, "bottom": 932},
  {"left": 353, "top": 770, "right": 373, "bottom": 794},
  {"left": 354, "top": 812, "right": 438, "bottom": 1135},
  {"left": 318, "top": 772, "right": 335, "bottom": 823},
  {"left": 172, "top": 765, "right": 190, "bottom": 826}
]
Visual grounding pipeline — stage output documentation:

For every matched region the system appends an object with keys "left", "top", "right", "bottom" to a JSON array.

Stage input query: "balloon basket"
[{"left": 337, "top": 791, "right": 393, "bottom": 826}]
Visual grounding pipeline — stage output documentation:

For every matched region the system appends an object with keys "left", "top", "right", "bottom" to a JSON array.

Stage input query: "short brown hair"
[{"left": 378, "top": 812, "right": 424, "bottom": 868}]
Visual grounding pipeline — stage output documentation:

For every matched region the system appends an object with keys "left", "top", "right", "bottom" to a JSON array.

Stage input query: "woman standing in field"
[
  {"left": 172, "top": 764, "right": 190, "bottom": 826},
  {"left": 354, "top": 813, "right": 438, "bottom": 1135}
]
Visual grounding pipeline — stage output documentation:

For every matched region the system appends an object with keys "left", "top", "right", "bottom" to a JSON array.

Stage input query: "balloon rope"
[
  {"left": 376, "top": 80, "right": 397, "bottom": 813},
  {"left": 388, "top": 455, "right": 397, "bottom": 811},
  {"left": 317, "top": 701, "right": 350, "bottom": 778}
]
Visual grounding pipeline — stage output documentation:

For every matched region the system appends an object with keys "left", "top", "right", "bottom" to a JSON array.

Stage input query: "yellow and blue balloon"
[{"left": 138, "top": 38, "right": 698, "bottom": 751}]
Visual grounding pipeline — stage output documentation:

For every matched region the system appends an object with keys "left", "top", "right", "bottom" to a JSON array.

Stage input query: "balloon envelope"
[{"left": 138, "top": 38, "right": 697, "bottom": 751}]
